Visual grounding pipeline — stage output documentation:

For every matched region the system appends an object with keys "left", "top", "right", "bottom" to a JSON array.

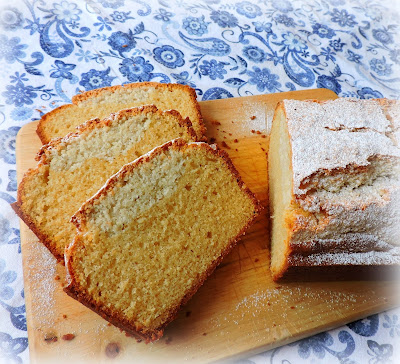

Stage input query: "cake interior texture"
[
  {"left": 13, "top": 106, "right": 196, "bottom": 260},
  {"left": 268, "top": 98, "right": 400, "bottom": 281},
  {"left": 37, "top": 82, "right": 205, "bottom": 143},
  {"left": 65, "top": 140, "right": 260, "bottom": 341}
]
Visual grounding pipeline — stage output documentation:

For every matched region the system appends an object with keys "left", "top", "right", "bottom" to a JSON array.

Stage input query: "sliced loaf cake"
[
  {"left": 36, "top": 82, "right": 205, "bottom": 143},
  {"left": 13, "top": 106, "right": 197, "bottom": 261},
  {"left": 64, "top": 139, "right": 262, "bottom": 342},
  {"left": 268, "top": 98, "right": 400, "bottom": 281}
]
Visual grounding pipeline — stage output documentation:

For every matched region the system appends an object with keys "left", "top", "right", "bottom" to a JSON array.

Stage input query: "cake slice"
[
  {"left": 12, "top": 106, "right": 197, "bottom": 261},
  {"left": 268, "top": 98, "right": 400, "bottom": 281},
  {"left": 64, "top": 139, "right": 262, "bottom": 342},
  {"left": 36, "top": 82, "right": 205, "bottom": 144}
]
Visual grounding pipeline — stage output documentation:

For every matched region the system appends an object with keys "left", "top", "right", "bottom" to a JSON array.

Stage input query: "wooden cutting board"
[{"left": 15, "top": 89, "right": 400, "bottom": 364}]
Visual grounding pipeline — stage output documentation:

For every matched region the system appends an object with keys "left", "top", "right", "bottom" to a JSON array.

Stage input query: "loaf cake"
[
  {"left": 268, "top": 98, "right": 400, "bottom": 281},
  {"left": 36, "top": 82, "right": 205, "bottom": 144},
  {"left": 64, "top": 139, "right": 262, "bottom": 342},
  {"left": 13, "top": 106, "right": 197, "bottom": 261}
]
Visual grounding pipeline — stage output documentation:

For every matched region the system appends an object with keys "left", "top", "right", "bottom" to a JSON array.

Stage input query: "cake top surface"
[{"left": 282, "top": 98, "right": 400, "bottom": 196}]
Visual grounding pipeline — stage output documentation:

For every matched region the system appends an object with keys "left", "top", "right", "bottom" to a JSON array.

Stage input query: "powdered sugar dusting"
[
  {"left": 26, "top": 242, "right": 58, "bottom": 326},
  {"left": 283, "top": 98, "right": 400, "bottom": 195}
]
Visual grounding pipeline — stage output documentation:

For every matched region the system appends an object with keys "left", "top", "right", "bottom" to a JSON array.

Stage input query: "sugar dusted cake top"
[{"left": 281, "top": 98, "right": 400, "bottom": 196}]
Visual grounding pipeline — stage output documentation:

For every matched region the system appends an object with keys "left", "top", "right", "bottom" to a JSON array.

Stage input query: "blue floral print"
[
  {"left": 0, "top": 127, "right": 20, "bottom": 164},
  {"left": 331, "top": 8, "right": 357, "bottom": 27},
  {"left": 0, "top": 7, "right": 24, "bottom": 31},
  {"left": 50, "top": 60, "right": 76, "bottom": 79},
  {"left": 48, "top": 1, "right": 81, "bottom": 23},
  {"left": 7, "top": 170, "right": 17, "bottom": 192},
  {"left": 153, "top": 45, "right": 184, "bottom": 68},
  {"left": 370, "top": 57, "right": 392, "bottom": 76},
  {"left": 154, "top": 8, "right": 174, "bottom": 22},
  {"left": 367, "top": 340, "right": 393, "bottom": 363},
  {"left": 357, "top": 87, "right": 383, "bottom": 99},
  {"left": 329, "top": 38, "right": 346, "bottom": 52},
  {"left": 236, "top": 1, "right": 262, "bottom": 19},
  {"left": 97, "top": 0, "right": 125, "bottom": 9},
  {"left": 210, "top": 10, "right": 238, "bottom": 28},
  {"left": 270, "top": 0, "right": 293, "bottom": 13},
  {"left": 383, "top": 314, "right": 400, "bottom": 338},
  {"left": 0, "top": 35, "right": 27, "bottom": 64},
  {"left": 10, "top": 107, "right": 33, "bottom": 121},
  {"left": 252, "top": 21, "right": 272, "bottom": 33},
  {"left": 108, "top": 30, "right": 137, "bottom": 55},
  {"left": 247, "top": 67, "right": 281, "bottom": 92},
  {"left": 79, "top": 68, "right": 116, "bottom": 91},
  {"left": 282, "top": 32, "right": 307, "bottom": 52},
  {"left": 389, "top": 49, "right": 400, "bottom": 64},
  {"left": 199, "top": 60, "right": 227, "bottom": 80},
  {"left": 242, "top": 46, "right": 266, "bottom": 63},
  {"left": 275, "top": 14, "right": 296, "bottom": 27},
  {"left": 110, "top": 10, "right": 133, "bottom": 23},
  {"left": 312, "top": 23, "right": 336, "bottom": 39},
  {"left": 0, "top": 259, "right": 16, "bottom": 300},
  {"left": 183, "top": 16, "right": 208, "bottom": 36},
  {"left": 316, "top": 74, "right": 342, "bottom": 94},
  {"left": 119, "top": 57, "right": 154, "bottom": 82},
  {"left": 372, "top": 28, "right": 394, "bottom": 45},
  {"left": 94, "top": 16, "right": 114, "bottom": 31}
]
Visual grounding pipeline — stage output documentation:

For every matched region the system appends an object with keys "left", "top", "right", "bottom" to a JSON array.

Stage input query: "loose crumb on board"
[
  {"left": 44, "top": 334, "right": 58, "bottom": 343},
  {"left": 211, "top": 120, "right": 221, "bottom": 125},
  {"left": 62, "top": 334, "right": 76, "bottom": 341},
  {"left": 221, "top": 141, "right": 231, "bottom": 149}
]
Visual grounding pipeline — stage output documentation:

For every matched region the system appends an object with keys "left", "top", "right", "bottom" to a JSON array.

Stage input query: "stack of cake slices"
[{"left": 12, "top": 82, "right": 262, "bottom": 342}]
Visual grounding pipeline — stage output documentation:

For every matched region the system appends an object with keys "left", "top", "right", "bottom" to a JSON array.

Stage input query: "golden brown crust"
[
  {"left": 65, "top": 139, "right": 263, "bottom": 342},
  {"left": 36, "top": 82, "right": 206, "bottom": 144},
  {"left": 36, "top": 105, "right": 198, "bottom": 165}
]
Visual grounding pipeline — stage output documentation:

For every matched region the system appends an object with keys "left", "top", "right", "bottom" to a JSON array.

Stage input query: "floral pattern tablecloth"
[{"left": 0, "top": 0, "right": 399, "bottom": 363}]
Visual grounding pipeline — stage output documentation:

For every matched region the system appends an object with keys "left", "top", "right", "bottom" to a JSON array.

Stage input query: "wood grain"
[{"left": 15, "top": 89, "right": 400, "bottom": 364}]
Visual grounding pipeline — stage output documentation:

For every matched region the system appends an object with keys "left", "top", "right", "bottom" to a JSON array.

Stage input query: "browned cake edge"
[
  {"left": 36, "top": 82, "right": 206, "bottom": 144},
  {"left": 64, "top": 138, "right": 263, "bottom": 342},
  {"left": 12, "top": 107, "right": 199, "bottom": 263}
]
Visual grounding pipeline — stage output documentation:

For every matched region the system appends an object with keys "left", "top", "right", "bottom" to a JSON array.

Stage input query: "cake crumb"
[
  {"left": 44, "top": 334, "right": 58, "bottom": 343},
  {"left": 211, "top": 120, "right": 221, "bottom": 125},
  {"left": 250, "top": 116, "right": 256, "bottom": 120},
  {"left": 54, "top": 275, "right": 60, "bottom": 281},
  {"left": 234, "top": 139, "right": 239, "bottom": 143},
  {"left": 62, "top": 334, "right": 75, "bottom": 341},
  {"left": 202, "top": 333, "right": 207, "bottom": 336},
  {"left": 62, "top": 314, "right": 67, "bottom": 319},
  {"left": 221, "top": 141, "right": 231, "bottom": 149},
  {"left": 251, "top": 130, "right": 256, "bottom": 133}
]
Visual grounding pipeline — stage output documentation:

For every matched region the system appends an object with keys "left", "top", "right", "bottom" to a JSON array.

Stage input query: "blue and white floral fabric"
[{"left": 0, "top": 0, "right": 399, "bottom": 363}]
